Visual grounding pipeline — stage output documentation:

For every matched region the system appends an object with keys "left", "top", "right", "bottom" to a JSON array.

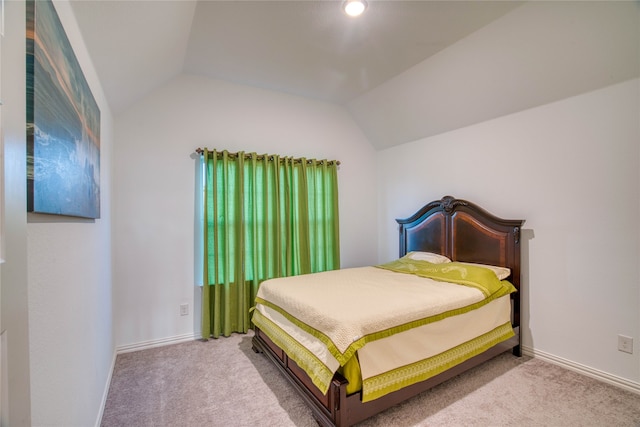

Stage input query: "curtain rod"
[{"left": 195, "top": 148, "right": 340, "bottom": 166}]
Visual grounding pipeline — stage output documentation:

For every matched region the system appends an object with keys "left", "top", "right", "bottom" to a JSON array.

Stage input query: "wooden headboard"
[{"left": 397, "top": 196, "right": 525, "bottom": 332}]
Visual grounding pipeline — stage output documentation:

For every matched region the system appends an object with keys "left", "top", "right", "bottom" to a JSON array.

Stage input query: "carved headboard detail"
[
  {"left": 396, "top": 195, "right": 524, "bottom": 289},
  {"left": 397, "top": 195, "right": 525, "bottom": 333}
]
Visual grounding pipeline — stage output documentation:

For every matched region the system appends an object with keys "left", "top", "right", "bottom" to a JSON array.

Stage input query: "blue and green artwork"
[{"left": 26, "top": 0, "right": 101, "bottom": 219}]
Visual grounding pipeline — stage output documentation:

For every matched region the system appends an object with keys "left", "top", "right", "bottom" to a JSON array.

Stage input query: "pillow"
[
  {"left": 459, "top": 262, "right": 511, "bottom": 280},
  {"left": 406, "top": 251, "right": 451, "bottom": 264}
]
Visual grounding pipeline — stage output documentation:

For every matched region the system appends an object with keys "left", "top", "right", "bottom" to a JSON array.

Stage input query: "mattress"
[{"left": 252, "top": 262, "right": 516, "bottom": 402}]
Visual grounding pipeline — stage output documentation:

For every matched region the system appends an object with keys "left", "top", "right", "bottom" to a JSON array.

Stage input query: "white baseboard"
[
  {"left": 94, "top": 350, "right": 117, "bottom": 427},
  {"left": 116, "top": 333, "right": 199, "bottom": 354},
  {"left": 522, "top": 345, "right": 640, "bottom": 395}
]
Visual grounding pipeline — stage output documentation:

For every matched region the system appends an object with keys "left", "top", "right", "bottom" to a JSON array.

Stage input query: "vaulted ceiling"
[
  {"left": 69, "top": 3, "right": 520, "bottom": 112},
  {"left": 69, "top": 1, "right": 639, "bottom": 149}
]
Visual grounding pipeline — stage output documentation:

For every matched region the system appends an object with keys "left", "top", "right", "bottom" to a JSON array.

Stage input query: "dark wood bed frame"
[{"left": 252, "top": 196, "right": 525, "bottom": 426}]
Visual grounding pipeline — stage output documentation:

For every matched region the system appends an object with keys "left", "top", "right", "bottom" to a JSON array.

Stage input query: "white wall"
[
  {"left": 26, "top": 1, "right": 114, "bottom": 426},
  {"left": 371, "top": 0, "right": 640, "bottom": 388},
  {"left": 1, "top": 1, "right": 31, "bottom": 425},
  {"left": 113, "top": 74, "right": 377, "bottom": 348},
  {"left": 377, "top": 78, "right": 640, "bottom": 385},
  {"left": 349, "top": 1, "right": 640, "bottom": 149}
]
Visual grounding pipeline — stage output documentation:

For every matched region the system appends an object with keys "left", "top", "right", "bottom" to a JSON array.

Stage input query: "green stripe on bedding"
[
  {"left": 255, "top": 297, "right": 353, "bottom": 364},
  {"left": 361, "top": 321, "right": 515, "bottom": 402},
  {"left": 255, "top": 279, "right": 515, "bottom": 367},
  {"left": 376, "top": 258, "right": 510, "bottom": 298},
  {"left": 252, "top": 309, "right": 335, "bottom": 395}
]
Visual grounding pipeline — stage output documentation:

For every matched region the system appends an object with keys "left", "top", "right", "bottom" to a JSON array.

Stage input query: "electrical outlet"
[
  {"left": 180, "top": 303, "right": 189, "bottom": 316},
  {"left": 618, "top": 335, "right": 633, "bottom": 354}
]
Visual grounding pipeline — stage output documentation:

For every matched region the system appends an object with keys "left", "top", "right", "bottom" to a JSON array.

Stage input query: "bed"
[{"left": 251, "top": 195, "right": 524, "bottom": 426}]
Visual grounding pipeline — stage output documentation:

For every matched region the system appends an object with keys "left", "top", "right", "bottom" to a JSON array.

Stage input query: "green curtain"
[{"left": 201, "top": 149, "right": 340, "bottom": 339}]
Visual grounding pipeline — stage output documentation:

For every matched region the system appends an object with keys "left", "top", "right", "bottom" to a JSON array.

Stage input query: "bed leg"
[
  {"left": 512, "top": 345, "right": 522, "bottom": 357},
  {"left": 251, "top": 336, "right": 263, "bottom": 354},
  {"left": 512, "top": 326, "right": 522, "bottom": 357}
]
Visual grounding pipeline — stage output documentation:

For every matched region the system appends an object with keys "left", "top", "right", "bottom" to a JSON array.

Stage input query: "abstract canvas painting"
[{"left": 26, "top": 0, "right": 100, "bottom": 219}]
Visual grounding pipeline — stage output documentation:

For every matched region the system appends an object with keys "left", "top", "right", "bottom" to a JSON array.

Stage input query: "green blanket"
[{"left": 375, "top": 258, "right": 515, "bottom": 298}]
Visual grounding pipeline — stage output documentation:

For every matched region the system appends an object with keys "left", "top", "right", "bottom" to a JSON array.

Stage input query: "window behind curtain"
[{"left": 199, "top": 149, "right": 340, "bottom": 339}]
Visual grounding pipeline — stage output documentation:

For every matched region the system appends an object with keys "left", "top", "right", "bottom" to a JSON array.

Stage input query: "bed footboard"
[
  {"left": 252, "top": 326, "right": 519, "bottom": 427},
  {"left": 252, "top": 326, "right": 347, "bottom": 426}
]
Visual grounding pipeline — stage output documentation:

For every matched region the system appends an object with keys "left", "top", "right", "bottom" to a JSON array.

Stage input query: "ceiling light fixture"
[{"left": 343, "top": 0, "right": 367, "bottom": 17}]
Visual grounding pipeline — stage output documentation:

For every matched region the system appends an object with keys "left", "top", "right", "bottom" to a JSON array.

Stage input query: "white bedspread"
[
  {"left": 255, "top": 266, "right": 486, "bottom": 362},
  {"left": 253, "top": 265, "right": 515, "bottom": 401}
]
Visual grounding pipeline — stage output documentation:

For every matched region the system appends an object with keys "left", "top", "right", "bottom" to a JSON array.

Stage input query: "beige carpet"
[{"left": 101, "top": 331, "right": 640, "bottom": 426}]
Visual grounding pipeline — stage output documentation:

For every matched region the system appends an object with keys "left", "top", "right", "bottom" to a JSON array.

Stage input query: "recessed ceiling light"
[{"left": 343, "top": 0, "right": 367, "bottom": 17}]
